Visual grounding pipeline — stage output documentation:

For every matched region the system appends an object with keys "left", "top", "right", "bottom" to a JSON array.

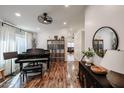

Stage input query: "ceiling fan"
[{"left": 38, "top": 13, "right": 53, "bottom": 24}]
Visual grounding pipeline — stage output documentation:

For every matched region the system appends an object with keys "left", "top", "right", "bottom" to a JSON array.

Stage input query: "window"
[{"left": 0, "top": 23, "right": 33, "bottom": 75}]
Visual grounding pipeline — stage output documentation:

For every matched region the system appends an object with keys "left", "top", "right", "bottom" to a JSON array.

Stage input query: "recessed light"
[
  {"left": 15, "top": 13, "right": 21, "bottom": 17},
  {"left": 65, "top": 5, "right": 69, "bottom": 7},
  {"left": 63, "top": 22, "right": 67, "bottom": 25},
  {"left": 44, "top": 20, "right": 48, "bottom": 23}
]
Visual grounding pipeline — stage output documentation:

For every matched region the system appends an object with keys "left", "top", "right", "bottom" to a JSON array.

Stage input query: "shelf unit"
[
  {"left": 47, "top": 40, "right": 65, "bottom": 62},
  {"left": 93, "top": 39, "right": 104, "bottom": 52},
  {"left": 93, "top": 39, "right": 104, "bottom": 57}
]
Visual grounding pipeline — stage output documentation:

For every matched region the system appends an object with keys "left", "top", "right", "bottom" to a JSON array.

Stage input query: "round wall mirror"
[{"left": 92, "top": 26, "right": 119, "bottom": 57}]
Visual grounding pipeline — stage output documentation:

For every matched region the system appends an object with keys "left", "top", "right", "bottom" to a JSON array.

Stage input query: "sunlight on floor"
[
  {"left": 67, "top": 54, "right": 75, "bottom": 62},
  {"left": 66, "top": 54, "right": 79, "bottom": 88}
]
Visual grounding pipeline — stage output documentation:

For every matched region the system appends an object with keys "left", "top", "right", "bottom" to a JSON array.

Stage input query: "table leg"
[
  {"left": 47, "top": 61, "right": 49, "bottom": 69},
  {"left": 20, "top": 63, "right": 23, "bottom": 71},
  {"left": 47, "top": 57, "right": 50, "bottom": 69}
]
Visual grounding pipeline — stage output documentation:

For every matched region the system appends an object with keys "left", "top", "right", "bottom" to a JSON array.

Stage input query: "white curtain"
[
  {"left": 0, "top": 23, "right": 16, "bottom": 75},
  {"left": 0, "top": 23, "right": 33, "bottom": 76},
  {"left": 25, "top": 32, "right": 33, "bottom": 49},
  {"left": 0, "top": 23, "right": 3, "bottom": 69},
  {"left": 16, "top": 30, "right": 27, "bottom": 54}
]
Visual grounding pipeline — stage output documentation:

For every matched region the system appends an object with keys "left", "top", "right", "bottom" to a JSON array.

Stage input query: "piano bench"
[{"left": 22, "top": 64, "right": 43, "bottom": 82}]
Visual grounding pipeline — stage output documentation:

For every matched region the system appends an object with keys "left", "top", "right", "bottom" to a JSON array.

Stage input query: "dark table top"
[{"left": 79, "top": 61, "right": 113, "bottom": 88}]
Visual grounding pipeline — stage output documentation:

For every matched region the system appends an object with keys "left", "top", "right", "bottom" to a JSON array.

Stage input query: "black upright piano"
[{"left": 15, "top": 48, "right": 50, "bottom": 71}]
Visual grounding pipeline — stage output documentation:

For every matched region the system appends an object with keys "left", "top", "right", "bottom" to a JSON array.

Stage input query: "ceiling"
[{"left": 0, "top": 5, "right": 85, "bottom": 32}]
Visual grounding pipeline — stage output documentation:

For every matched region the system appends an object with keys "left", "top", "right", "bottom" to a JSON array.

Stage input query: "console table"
[{"left": 79, "top": 61, "right": 112, "bottom": 88}]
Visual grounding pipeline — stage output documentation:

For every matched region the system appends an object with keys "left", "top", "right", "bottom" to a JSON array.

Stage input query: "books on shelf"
[{"left": 47, "top": 39, "right": 65, "bottom": 62}]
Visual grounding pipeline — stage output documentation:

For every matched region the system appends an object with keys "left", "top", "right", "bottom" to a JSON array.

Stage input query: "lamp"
[
  {"left": 3, "top": 51, "right": 18, "bottom": 76},
  {"left": 100, "top": 50, "right": 124, "bottom": 87}
]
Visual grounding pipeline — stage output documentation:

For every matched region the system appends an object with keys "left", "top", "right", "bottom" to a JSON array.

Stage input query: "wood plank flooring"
[{"left": 25, "top": 61, "right": 81, "bottom": 88}]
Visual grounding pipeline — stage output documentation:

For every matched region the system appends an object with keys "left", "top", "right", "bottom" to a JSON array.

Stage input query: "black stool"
[{"left": 22, "top": 64, "right": 43, "bottom": 82}]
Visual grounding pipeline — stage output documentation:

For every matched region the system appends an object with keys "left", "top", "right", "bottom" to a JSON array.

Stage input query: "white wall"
[
  {"left": 36, "top": 28, "right": 85, "bottom": 61},
  {"left": 85, "top": 6, "right": 124, "bottom": 65},
  {"left": 74, "top": 31, "right": 85, "bottom": 61},
  {"left": 37, "top": 28, "right": 69, "bottom": 61},
  {"left": 37, "top": 28, "right": 68, "bottom": 49}
]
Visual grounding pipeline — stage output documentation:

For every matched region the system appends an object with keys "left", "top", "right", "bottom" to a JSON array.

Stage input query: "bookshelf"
[{"left": 47, "top": 40, "right": 65, "bottom": 62}]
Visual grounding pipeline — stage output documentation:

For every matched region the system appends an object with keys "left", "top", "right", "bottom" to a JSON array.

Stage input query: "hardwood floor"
[
  {"left": 0, "top": 61, "right": 81, "bottom": 88},
  {"left": 25, "top": 61, "right": 80, "bottom": 88}
]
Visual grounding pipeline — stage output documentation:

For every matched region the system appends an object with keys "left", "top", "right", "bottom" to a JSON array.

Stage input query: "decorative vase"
[
  {"left": 54, "top": 35, "right": 58, "bottom": 40},
  {"left": 85, "top": 56, "right": 93, "bottom": 66}
]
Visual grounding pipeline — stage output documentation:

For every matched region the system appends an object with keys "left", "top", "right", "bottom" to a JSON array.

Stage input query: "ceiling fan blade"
[{"left": 47, "top": 19, "right": 52, "bottom": 23}]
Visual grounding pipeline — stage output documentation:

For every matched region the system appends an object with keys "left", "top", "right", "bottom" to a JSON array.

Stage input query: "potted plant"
[
  {"left": 32, "top": 38, "right": 37, "bottom": 49},
  {"left": 82, "top": 48, "right": 95, "bottom": 66}
]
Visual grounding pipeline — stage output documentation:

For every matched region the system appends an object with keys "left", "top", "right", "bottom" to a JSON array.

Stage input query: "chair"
[
  {"left": 22, "top": 64, "right": 43, "bottom": 82},
  {"left": 3, "top": 51, "right": 18, "bottom": 76}
]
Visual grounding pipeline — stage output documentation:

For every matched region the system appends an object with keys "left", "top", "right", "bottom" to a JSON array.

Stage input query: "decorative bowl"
[{"left": 90, "top": 65, "right": 107, "bottom": 75}]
